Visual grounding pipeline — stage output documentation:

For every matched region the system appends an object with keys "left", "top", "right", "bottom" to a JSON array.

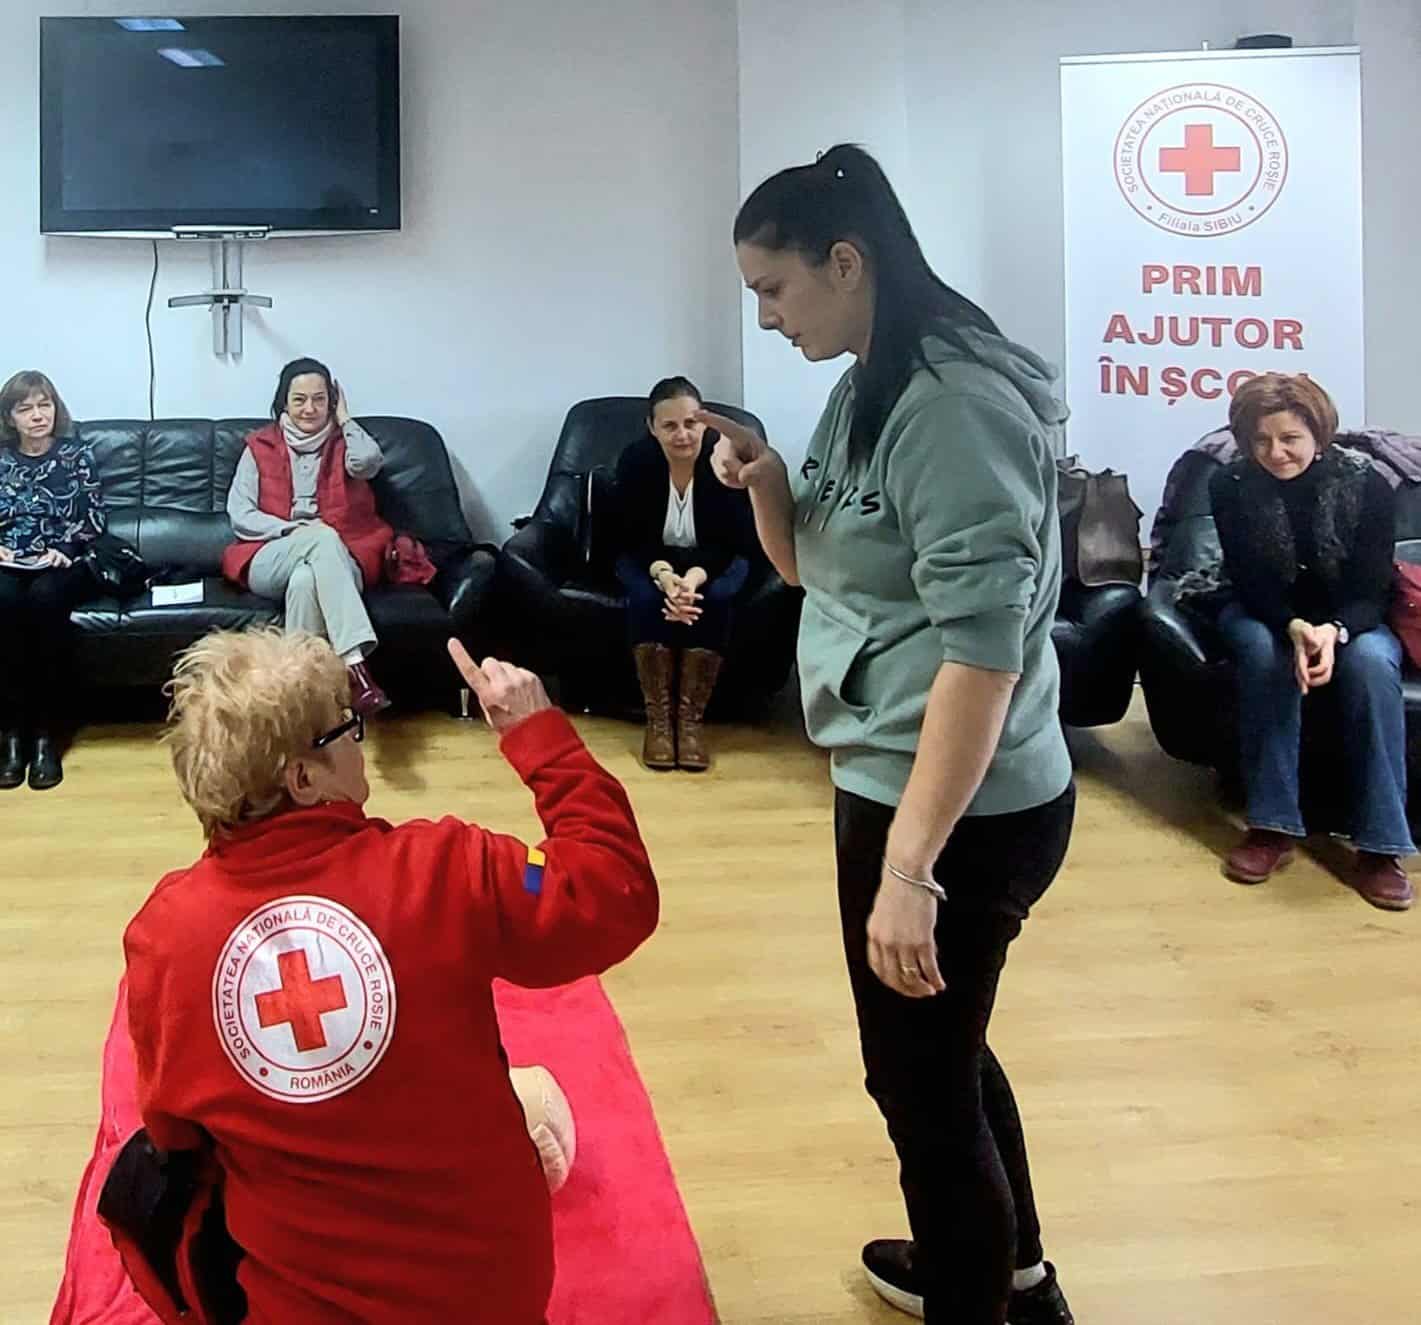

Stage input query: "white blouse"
[{"left": 663, "top": 479, "right": 697, "bottom": 549}]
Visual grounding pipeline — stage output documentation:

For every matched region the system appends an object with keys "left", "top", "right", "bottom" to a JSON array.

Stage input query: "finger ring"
[{"left": 898, "top": 965, "right": 919, "bottom": 978}]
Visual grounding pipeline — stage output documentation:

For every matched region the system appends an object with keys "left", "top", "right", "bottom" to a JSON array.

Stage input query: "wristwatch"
[{"left": 1332, "top": 621, "right": 1350, "bottom": 646}]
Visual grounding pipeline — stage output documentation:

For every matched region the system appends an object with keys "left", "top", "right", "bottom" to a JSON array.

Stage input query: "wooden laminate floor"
[{"left": 3, "top": 691, "right": 1417, "bottom": 1324}]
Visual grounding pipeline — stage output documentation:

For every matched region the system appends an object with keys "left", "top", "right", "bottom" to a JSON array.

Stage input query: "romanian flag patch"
[{"left": 523, "top": 847, "right": 546, "bottom": 895}]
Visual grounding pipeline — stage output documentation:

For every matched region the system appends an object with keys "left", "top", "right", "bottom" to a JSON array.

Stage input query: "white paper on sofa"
[{"left": 150, "top": 583, "right": 204, "bottom": 606}]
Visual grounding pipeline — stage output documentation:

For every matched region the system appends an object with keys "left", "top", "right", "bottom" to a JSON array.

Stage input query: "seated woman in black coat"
[
  {"left": 1211, "top": 372, "right": 1413, "bottom": 910},
  {"left": 614, "top": 377, "right": 759, "bottom": 772},
  {"left": 0, "top": 369, "right": 105, "bottom": 791}
]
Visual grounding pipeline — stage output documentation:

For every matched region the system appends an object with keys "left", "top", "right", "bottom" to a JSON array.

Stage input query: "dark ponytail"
[{"left": 734, "top": 144, "right": 998, "bottom": 463}]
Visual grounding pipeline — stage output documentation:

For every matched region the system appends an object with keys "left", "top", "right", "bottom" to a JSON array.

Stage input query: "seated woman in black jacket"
[
  {"left": 0, "top": 370, "right": 105, "bottom": 791},
  {"left": 1210, "top": 372, "right": 1413, "bottom": 910},
  {"left": 614, "top": 377, "right": 759, "bottom": 772}
]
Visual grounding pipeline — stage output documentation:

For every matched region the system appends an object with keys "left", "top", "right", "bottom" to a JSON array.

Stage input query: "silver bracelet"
[{"left": 884, "top": 859, "right": 947, "bottom": 901}]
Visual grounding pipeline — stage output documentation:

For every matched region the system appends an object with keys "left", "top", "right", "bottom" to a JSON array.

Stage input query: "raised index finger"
[
  {"left": 446, "top": 638, "right": 490, "bottom": 693},
  {"left": 697, "top": 410, "right": 759, "bottom": 449}
]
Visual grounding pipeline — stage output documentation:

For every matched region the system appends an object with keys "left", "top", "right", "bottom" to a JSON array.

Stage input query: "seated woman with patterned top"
[
  {"left": 1211, "top": 372, "right": 1414, "bottom": 910},
  {"left": 0, "top": 370, "right": 105, "bottom": 791},
  {"left": 612, "top": 376, "right": 761, "bottom": 772},
  {"left": 223, "top": 357, "right": 395, "bottom": 717}
]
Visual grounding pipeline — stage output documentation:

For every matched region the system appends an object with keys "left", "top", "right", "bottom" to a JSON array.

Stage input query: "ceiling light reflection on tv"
[
  {"left": 157, "top": 47, "right": 225, "bottom": 68},
  {"left": 115, "top": 18, "right": 185, "bottom": 31}
]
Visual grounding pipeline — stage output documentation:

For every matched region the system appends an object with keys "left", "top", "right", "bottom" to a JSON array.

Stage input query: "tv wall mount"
[{"left": 167, "top": 229, "right": 273, "bottom": 357}]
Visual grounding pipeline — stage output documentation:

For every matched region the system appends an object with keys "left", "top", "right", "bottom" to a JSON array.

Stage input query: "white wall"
[
  {"left": 736, "top": 0, "right": 909, "bottom": 468},
  {"left": 903, "top": 0, "right": 1421, "bottom": 437},
  {"left": 735, "top": 0, "right": 1421, "bottom": 489},
  {"left": 7, "top": 1, "right": 1414, "bottom": 532},
  {"left": 0, "top": 0, "right": 743, "bottom": 539}
]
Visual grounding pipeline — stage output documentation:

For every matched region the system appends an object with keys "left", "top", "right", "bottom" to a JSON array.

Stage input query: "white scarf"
[{"left": 280, "top": 412, "right": 336, "bottom": 455}]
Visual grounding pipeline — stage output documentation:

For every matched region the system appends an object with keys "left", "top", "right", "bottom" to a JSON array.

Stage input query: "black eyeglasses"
[{"left": 313, "top": 708, "right": 364, "bottom": 749}]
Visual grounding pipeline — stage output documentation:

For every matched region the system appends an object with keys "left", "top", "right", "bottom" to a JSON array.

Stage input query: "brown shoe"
[
  {"left": 1223, "top": 829, "right": 1297, "bottom": 884},
  {"left": 633, "top": 643, "right": 676, "bottom": 770},
  {"left": 347, "top": 661, "right": 391, "bottom": 717},
  {"left": 1350, "top": 853, "right": 1414, "bottom": 911},
  {"left": 676, "top": 648, "right": 723, "bottom": 772}
]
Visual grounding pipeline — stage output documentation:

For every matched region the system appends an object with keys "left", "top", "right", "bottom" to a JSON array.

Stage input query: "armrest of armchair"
[
  {"left": 432, "top": 543, "right": 498, "bottom": 648},
  {"left": 1138, "top": 579, "right": 1213, "bottom": 668},
  {"left": 740, "top": 566, "right": 801, "bottom": 614},
  {"left": 1137, "top": 578, "right": 1238, "bottom": 770},
  {"left": 502, "top": 518, "right": 576, "bottom": 585},
  {"left": 726, "top": 567, "right": 804, "bottom": 703},
  {"left": 1064, "top": 582, "right": 1142, "bottom": 633}
]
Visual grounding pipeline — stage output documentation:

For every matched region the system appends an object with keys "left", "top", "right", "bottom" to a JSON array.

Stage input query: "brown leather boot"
[
  {"left": 676, "top": 648, "right": 723, "bottom": 772},
  {"left": 633, "top": 643, "right": 676, "bottom": 770}
]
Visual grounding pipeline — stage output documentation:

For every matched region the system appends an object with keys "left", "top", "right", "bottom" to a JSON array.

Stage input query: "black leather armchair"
[
  {"left": 72, "top": 417, "right": 496, "bottom": 704},
  {"left": 493, "top": 397, "right": 802, "bottom": 716},
  {"left": 1138, "top": 446, "right": 1421, "bottom": 827},
  {"left": 1053, "top": 579, "right": 1141, "bottom": 728}
]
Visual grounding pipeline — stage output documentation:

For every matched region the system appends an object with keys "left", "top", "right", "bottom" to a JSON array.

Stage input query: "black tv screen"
[{"left": 40, "top": 16, "right": 401, "bottom": 235}]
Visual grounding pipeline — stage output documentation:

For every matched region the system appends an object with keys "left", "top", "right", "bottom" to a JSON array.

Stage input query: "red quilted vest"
[{"left": 221, "top": 424, "right": 393, "bottom": 588}]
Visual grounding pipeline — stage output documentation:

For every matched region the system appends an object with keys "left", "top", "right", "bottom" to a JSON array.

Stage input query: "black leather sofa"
[
  {"left": 71, "top": 417, "right": 496, "bottom": 706},
  {"left": 1138, "top": 444, "right": 1421, "bottom": 827},
  {"left": 493, "top": 397, "right": 802, "bottom": 717},
  {"left": 493, "top": 396, "right": 1141, "bottom": 726}
]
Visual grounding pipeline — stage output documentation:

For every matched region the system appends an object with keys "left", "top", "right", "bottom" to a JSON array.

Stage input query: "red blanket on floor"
[{"left": 50, "top": 977, "right": 716, "bottom": 1325}]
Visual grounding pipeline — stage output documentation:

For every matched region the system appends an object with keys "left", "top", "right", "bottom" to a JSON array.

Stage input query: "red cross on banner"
[
  {"left": 1158, "top": 123, "right": 1242, "bottom": 196},
  {"left": 255, "top": 948, "right": 348, "bottom": 1052}
]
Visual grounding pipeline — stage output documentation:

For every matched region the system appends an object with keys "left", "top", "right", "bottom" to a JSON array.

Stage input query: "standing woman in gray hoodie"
[{"left": 705, "top": 146, "right": 1076, "bottom": 1325}]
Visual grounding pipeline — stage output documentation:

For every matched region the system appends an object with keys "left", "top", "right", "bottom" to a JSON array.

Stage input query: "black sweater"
[
  {"left": 611, "top": 433, "right": 759, "bottom": 581},
  {"left": 1209, "top": 453, "right": 1395, "bottom": 636}
]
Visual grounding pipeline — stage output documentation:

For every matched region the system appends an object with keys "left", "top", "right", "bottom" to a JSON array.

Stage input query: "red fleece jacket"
[{"left": 121, "top": 709, "right": 658, "bottom": 1325}]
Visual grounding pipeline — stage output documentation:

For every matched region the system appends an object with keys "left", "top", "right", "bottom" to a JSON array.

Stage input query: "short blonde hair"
[{"left": 164, "top": 628, "right": 351, "bottom": 837}]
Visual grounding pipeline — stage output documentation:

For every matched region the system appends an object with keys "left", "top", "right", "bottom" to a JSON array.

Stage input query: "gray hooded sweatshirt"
[{"left": 792, "top": 328, "right": 1072, "bottom": 815}]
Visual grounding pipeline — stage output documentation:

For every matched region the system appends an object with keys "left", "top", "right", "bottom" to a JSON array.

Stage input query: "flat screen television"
[{"left": 40, "top": 15, "right": 401, "bottom": 236}]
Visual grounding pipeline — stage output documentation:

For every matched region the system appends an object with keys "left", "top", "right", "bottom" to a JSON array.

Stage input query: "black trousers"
[
  {"left": 834, "top": 782, "right": 1075, "bottom": 1325},
  {"left": 0, "top": 564, "right": 92, "bottom": 728}
]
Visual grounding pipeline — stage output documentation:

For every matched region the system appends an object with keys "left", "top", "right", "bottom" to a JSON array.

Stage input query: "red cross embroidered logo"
[
  {"left": 255, "top": 949, "right": 348, "bottom": 1052},
  {"left": 1113, "top": 82, "right": 1289, "bottom": 236},
  {"left": 212, "top": 896, "right": 397, "bottom": 1103}
]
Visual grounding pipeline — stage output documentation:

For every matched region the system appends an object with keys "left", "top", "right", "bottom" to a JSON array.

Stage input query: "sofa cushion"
[
  {"left": 120, "top": 581, "right": 280, "bottom": 636},
  {"left": 72, "top": 598, "right": 126, "bottom": 635},
  {"left": 366, "top": 585, "right": 451, "bottom": 639},
  {"left": 134, "top": 510, "right": 233, "bottom": 574}
]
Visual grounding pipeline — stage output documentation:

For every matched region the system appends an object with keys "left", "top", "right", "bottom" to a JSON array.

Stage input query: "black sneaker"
[
  {"left": 861, "top": 1240, "right": 1074, "bottom": 1324},
  {"left": 1009, "top": 1263, "right": 1074, "bottom": 1325},
  {"left": 861, "top": 1240, "right": 923, "bottom": 1318}
]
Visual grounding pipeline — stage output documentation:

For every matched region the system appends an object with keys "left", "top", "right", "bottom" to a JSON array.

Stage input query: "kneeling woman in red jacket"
[
  {"left": 223, "top": 357, "right": 394, "bottom": 716},
  {"left": 120, "top": 628, "right": 659, "bottom": 1325}
]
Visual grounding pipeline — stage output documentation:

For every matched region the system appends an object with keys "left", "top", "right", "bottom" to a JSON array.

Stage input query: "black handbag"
[{"left": 79, "top": 532, "right": 150, "bottom": 600}]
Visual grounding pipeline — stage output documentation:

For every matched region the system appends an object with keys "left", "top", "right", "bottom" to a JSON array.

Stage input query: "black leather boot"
[
  {"left": 0, "top": 730, "right": 25, "bottom": 789},
  {"left": 28, "top": 730, "right": 63, "bottom": 791}
]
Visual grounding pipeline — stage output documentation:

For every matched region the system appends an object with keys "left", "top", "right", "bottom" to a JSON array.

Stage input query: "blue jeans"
[{"left": 1218, "top": 604, "right": 1415, "bottom": 855}]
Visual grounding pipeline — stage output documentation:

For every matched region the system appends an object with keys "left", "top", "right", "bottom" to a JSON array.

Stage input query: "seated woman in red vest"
[{"left": 223, "top": 357, "right": 394, "bottom": 715}]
